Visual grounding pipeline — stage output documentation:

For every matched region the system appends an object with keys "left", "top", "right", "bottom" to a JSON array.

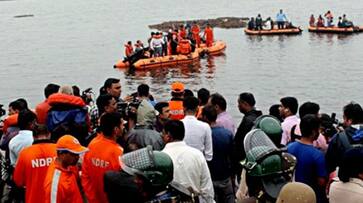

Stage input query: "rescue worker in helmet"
[
  {"left": 236, "top": 117, "right": 297, "bottom": 203},
  {"left": 104, "top": 146, "right": 174, "bottom": 203}
]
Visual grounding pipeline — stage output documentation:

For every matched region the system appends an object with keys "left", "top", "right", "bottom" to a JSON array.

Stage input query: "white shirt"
[
  {"left": 181, "top": 115, "right": 213, "bottom": 161},
  {"left": 163, "top": 141, "right": 214, "bottom": 203},
  {"left": 329, "top": 178, "right": 363, "bottom": 203},
  {"left": 9, "top": 130, "right": 33, "bottom": 166}
]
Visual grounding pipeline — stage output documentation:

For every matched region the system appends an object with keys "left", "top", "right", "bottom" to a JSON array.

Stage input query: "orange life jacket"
[
  {"left": 3, "top": 114, "right": 18, "bottom": 133},
  {"left": 124, "top": 44, "right": 133, "bottom": 57},
  {"left": 191, "top": 25, "right": 201, "bottom": 46},
  {"left": 47, "top": 93, "right": 85, "bottom": 107},
  {"left": 179, "top": 28, "right": 187, "bottom": 39},
  {"left": 177, "top": 40, "right": 191, "bottom": 55},
  {"left": 169, "top": 100, "right": 184, "bottom": 120},
  {"left": 204, "top": 27, "right": 214, "bottom": 47}
]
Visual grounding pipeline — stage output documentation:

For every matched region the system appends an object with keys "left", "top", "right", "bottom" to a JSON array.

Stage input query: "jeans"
[
  {"left": 277, "top": 21, "right": 284, "bottom": 29},
  {"left": 213, "top": 178, "right": 235, "bottom": 203}
]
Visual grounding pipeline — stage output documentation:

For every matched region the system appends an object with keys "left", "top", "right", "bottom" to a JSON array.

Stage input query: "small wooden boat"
[
  {"left": 244, "top": 27, "right": 302, "bottom": 35},
  {"left": 308, "top": 26, "right": 355, "bottom": 34}
]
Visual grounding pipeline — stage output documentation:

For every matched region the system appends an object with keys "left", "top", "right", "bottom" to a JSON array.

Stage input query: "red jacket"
[{"left": 81, "top": 134, "right": 123, "bottom": 203}]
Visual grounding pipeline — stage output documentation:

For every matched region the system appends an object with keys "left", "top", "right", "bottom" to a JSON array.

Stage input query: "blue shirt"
[
  {"left": 208, "top": 126, "right": 233, "bottom": 180},
  {"left": 276, "top": 13, "right": 287, "bottom": 22},
  {"left": 287, "top": 141, "right": 327, "bottom": 202}
]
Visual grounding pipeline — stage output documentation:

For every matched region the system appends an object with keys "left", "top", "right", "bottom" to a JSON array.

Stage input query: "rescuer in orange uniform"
[
  {"left": 13, "top": 124, "right": 56, "bottom": 203},
  {"left": 203, "top": 23, "right": 214, "bottom": 47},
  {"left": 191, "top": 21, "right": 201, "bottom": 47},
  {"left": 81, "top": 112, "right": 124, "bottom": 203},
  {"left": 44, "top": 135, "right": 88, "bottom": 203},
  {"left": 178, "top": 25, "right": 187, "bottom": 40},
  {"left": 169, "top": 82, "right": 185, "bottom": 120}
]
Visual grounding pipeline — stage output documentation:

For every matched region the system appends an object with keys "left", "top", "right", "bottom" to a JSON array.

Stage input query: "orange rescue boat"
[
  {"left": 244, "top": 27, "right": 302, "bottom": 35},
  {"left": 308, "top": 26, "right": 356, "bottom": 34},
  {"left": 197, "top": 40, "right": 227, "bottom": 56}
]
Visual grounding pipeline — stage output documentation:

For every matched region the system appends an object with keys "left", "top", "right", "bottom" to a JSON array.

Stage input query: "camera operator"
[
  {"left": 326, "top": 102, "right": 363, "bottom": 174},
  {"left": 124, "top": 84, "right": 164, "bottom": 152}
]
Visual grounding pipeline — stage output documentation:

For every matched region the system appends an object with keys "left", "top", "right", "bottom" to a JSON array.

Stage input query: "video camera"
[
  {"left": 0, "top": 104, "right": 5, "bottom": 117},
  {"left": 118, "top": 92, "right": 142, "bottom": 121},
  {"left": 81, "top": 88, "right": 94, "bottom": 105},
  {"left": 320, "top": 113, "right": 344, "bottom": 138}
]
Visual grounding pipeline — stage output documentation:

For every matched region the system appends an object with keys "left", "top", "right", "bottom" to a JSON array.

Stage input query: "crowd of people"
[
  {"left": 309, "top": 11, "right": 355, "bottom": 28},
  {"left": 0, "top": 78, "right": 363, "bottom": 203},
  {"left": 247, "top": 9, "right": 297, "bottom": 30},
  {"left": 122, "top": 22, "right": 214, "bottom": 65}
]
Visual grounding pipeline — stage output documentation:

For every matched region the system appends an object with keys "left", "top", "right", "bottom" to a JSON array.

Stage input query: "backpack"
[
  {"left": 47, "top": 107, "right": 89, "bottom": 145},
  {"left": 339, "top": 128, "right": 363, "bottom": 149}
]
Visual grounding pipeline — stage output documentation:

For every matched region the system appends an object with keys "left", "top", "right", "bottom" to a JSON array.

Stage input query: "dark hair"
[
  {"left": 299, "top": 102, "right": 320, "bottom": 118},
  {"left": 210, "top": 93, "right": 227, "bottom": 111},
  {"left": 269, "top": 104, "right": 283, "bottom": 122},
  {"left": 72, "top": 85, "right": 81, "bottom": 97},
  {"left": 9, "top": 100, "right": 23, "bottom": 112},
  {"left": 320, "top": 113, "right": 337, "bottom": 138},
  {"left": 16, "top": 98, "right": 29, "bottom": 110},
  {"left": 44, "top": 83, "right": 60, "bottom": 98},
  {"left": 100, "top": 78, "right": 120, "bottom": 95},
  {"left": 202, "top": 105, "right": 217, "bottom": 123},
  {"left": 164, "top": 120, "right": 185, "bottom": 140},
  {"left": 171, "top": 91, "right": 184, "bottom": 98},
  {"left": 184, "top": 89, "right": 194, "bottom": 98},
  {"left": 18, "top": 110, "right": 37, "bottom": 130},
  {"left": 239, "top": 92, "right": 256, "bottom": 107},
  {"left": 183, "top": 96, "right": 199, "bottom": 112},
  {"left": 280, "top": 97, "right": 298, "bottom": 115},
  {"left": 338, "top": 147, "right": 363, "bottom": 182},
  {"left": 33, "top": 123, "right": 49, "bottom": 137},
  {"left": 96, "top": 94, "right": 114, "bottom": 116},
  {"left": 197, "top": 88, "right": 210, "bottom": 106},
  {"left": 343, "top": 102, "right": 363, "bottom": 124},
  {"left": 300, "top": 114, "right": 320, "bottom": 138},
  {"left": 154, "top": 102, "right": 169, "bottom": 114},
  {"left": 137, "top": 84, "right": 149, "bottom": 97},
  {"left": 99, "top": 112, "right": 123, "bottom": 137}
]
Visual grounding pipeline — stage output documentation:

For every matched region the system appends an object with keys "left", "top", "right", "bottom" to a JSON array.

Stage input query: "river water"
[{"left": 1, "top": 0, "right": 363, "bottom": 121}]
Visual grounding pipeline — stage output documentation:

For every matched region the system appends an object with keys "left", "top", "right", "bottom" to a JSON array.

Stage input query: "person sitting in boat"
[
  {"left": 177, "top": 38, "right": 192, "bottom": 55},
  {"left": 134, "top": 40, "right": 144, "bottom": 52},
  {"left": 342, "top": 14, "right": 354, "bottom": 28},
  {"left": 203, "top": 24, "right": 214, "bottom": 47},
  {"left": 264, "top": 17, "right": 274, "bottom": 30},
  {"left": 150, "top": 32, "right": 164, "bottom": 57},
  {"left": 337, "top": 16, "right": 344, "bottom": 28},
  {"left": 285, "top": 21, "right": 297, "bottom": 29},
  {"left": 309, "top": 14, "right": 315, "bottom": 27},
  {"left": 316, "top": 15, "right": 325, "bottom": 27},
  {"left": 124, "top": 41, "right": 134, "bottom": 59},
  {"left": 248, "top": 17, "right": 255, "bottom": 30},
  {"left": 255, "top": 14, "right": 263, "bottom": 30},
  {"left": 276, "top": 9, "right": 288, "bottom": 29},
  {"left": 324, "top": 10, "right": 334, "bottom": 27}
]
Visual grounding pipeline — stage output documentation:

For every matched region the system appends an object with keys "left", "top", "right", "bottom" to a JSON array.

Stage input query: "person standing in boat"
[
  {"left": 203, "top": 23, "right": 214, "bottom": 47},
  {"left": 324, "top": 11, "right": 334, "bottom": 27},
  {"left": 309, "top": 14, "right": 315, "bottom": 27},
  {"left": 255, "top": 14, "right": 263, "bottom": 30},
  {"left": 276, "top": 9, "right": 288, "bottom": 29},
  {"left": 150, "top": 32, "right": 164, "bottom": 57},
  {"left": 191, "top": 21, "right": 201, "bottom": 48},
  {"left": 248, "top": 17, "right": 255, "bottom": 30}
]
